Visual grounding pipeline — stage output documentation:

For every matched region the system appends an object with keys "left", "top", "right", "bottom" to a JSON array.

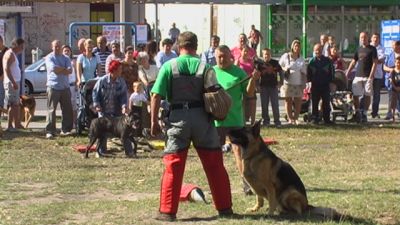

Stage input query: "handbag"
[{"left": 203, "top": 68, "right": 232, "bottom": 120}]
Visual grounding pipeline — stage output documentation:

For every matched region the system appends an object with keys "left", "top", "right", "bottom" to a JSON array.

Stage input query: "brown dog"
[
  {"left": 20, "top": 95, "right": 36, "bottom": 128},
  {"left": 228, "top": 121, "right": 342, "bottom": 219}
]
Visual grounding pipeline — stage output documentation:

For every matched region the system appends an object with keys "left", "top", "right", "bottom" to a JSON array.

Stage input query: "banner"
[
  {"left": 381, "top": 20, "right": 400, "bottom": 56},
  {"left": 136, "top": 24, "right": 148, "bottom": 45},
  {"left": 102, "top": 25, "right": 121, "bottom": 43}
]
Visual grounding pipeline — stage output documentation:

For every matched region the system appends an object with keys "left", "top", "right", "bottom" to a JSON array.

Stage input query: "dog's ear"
[{"left": 252, "top": 120, "right": 261, "bottom": 137}]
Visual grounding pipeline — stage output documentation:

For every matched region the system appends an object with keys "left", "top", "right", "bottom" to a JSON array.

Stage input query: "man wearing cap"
[{"left": 150, "top": 31, "right": 233, "bottom": 221}]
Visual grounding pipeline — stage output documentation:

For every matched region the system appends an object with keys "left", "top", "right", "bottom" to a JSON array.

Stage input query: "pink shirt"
[
  {"left": 238, "top": 59, "right": 254, "bottom": 77},
  {"left": 231, "top": 46, "right": 256, "bottom": 61}
]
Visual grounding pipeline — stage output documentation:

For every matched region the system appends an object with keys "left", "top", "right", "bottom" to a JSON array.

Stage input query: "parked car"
[{"left": 24, "top": 58, "right": 47, "bottom": 94}]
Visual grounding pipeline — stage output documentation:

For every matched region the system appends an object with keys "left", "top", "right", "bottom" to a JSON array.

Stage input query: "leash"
[{"left": 225, "top": 76, "right": 252, "bottom": 91}]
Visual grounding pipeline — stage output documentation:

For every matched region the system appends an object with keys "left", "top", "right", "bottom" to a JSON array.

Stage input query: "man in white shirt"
[{"left": 2, "top": 38, "right": 24, "bottom": 131}]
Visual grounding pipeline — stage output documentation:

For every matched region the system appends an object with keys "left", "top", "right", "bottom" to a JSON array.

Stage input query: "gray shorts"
[
  {"left": 164, "top": 108, "right": 220, "bottom": 153},
  {"left": 4, "top": 82, "right": 20, "bottom": 106}
]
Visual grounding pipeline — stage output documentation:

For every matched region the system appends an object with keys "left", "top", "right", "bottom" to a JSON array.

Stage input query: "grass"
[{"left": 0, "top": 122, "right": 399, "bottom": 225}]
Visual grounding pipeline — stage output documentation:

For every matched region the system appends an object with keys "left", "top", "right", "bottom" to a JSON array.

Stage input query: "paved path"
[{"left": 1, "top": 91, "right": 394, "bottom": 132}]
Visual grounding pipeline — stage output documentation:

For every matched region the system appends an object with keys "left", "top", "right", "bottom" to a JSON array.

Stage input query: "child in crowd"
[
  {"left": 129, "top": 81, "right": 148, "bottom": 110},
  {"left": 390, "top": 56, "right": 400, "bottom": 122}
]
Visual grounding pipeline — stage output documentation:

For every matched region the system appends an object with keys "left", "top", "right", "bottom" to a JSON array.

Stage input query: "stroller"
[
  {"left": 76, "top": 79, "right": 99, "bottom": 135},
  {"left": 330, "top": 70, "right": 353, "bottom": 122},
  {"left": 300, "top": 84, "right": 312, "bottom": 122}
]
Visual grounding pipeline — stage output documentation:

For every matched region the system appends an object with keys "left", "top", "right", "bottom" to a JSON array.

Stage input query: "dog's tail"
[{"left": 307, "top": 205, "right": 345, "bottom": 221}]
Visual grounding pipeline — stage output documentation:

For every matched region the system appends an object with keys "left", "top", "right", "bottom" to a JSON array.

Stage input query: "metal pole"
[
  {"left": 267, "top": 4, "right": 272, "bottom": 49},
  {"left": 155, "top": 2, "right": 159, "bottom": 43},
  {"left": 302, "top": 0, "right": 307, "bottom": 58}
]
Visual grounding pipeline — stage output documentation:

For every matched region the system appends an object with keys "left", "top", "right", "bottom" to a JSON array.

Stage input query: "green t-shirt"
[
  {"left": 213, "top": 65, "right": 248, "bottom": 127},
  {"left": 151, "top": 54, "right": 210, "bottom": 101}
]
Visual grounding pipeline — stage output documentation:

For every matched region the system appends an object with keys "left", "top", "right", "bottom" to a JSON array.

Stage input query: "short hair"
[
  {"left": 262, "top": 48, "right": 271, "bottom": 52},
  {"left": 61, "top": 45, "right": 72, "bottom": 57},
  {"left": 211, "top": 35, "right": 220, "bottom": 41},
  {"left": 395, "top": 40, "right": 400, "bottom": 46},
  {"left": 11, "top": 38, "right": 24, "bottom": 48},
  {"left": 108, "top": 60, "right": 121, "bottom": 73},
  {"left": 177, "top": 31, "right": 198, "bottom": 50},
  {"left": 84, "top": 39, "right": 94, "bottom": 48},
  {"left": 125, "top": 45, "right": 134, "bottom": 53},
  {"left": 216, "top": 45, "right": 231, "bottom": 54},
  {"left": 133, "top": 81, "right": 143, "bottom": 88},
  {"left": 110, "top": 40, "right": 120, "bottom": 48},
  {"left": 162, "top": 38, "right": 174, "bottom": 46},
  {"left": 137, "top": 51, "right": 149, "bottom": 64},
  {"left": 372, "top": 32, "right": 380, "bottom": 37},
  {"left": 396, "top": 56, "right": 400, "bottom": 61}
]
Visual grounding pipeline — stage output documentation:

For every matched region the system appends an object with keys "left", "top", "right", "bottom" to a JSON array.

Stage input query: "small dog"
[
  {"left": 228, "top": 121, "right": 342, "bottom": 219},
  {"left": 20, "top": 95, "right": 36, "bottom": 128},
  {"left": 85, "top": 109, "right": 141, "bottom": 158}
]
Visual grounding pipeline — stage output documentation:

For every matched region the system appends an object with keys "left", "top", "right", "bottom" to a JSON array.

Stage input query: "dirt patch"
[
  {"left": 375, "top": 213, "right": 399, "bottom": 225},
  {"left": 1, "top": 188, "right": 157, "bottom": 207}
]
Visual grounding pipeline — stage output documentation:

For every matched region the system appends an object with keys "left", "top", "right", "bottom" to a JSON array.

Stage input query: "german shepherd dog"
[
  {"left": 20, "top": 95, "right": 36, "bottom": 128},
  {"left": 228, "top": 121, "right": 342, "bottom": 219},
  {"left": 85, "top": 109, "right": 141, "bottom": 158}
]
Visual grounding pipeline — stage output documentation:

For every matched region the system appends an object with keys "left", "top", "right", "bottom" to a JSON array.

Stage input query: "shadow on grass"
[
  {"left": 308, "top": 187, "right": 400, "bottom": 195},
  {"left": 272, "top": 120, "right": 400, "bottom": 131},
  {"left": 179, "top": 212, "right": 375, "bottom": 224}
]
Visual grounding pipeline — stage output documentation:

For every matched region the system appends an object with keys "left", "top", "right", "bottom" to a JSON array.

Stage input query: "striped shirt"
[{"left": 93, "top": 47, "right": 111, "bottom": 77}]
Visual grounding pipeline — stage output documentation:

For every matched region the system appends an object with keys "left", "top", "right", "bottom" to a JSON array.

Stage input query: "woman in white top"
[
  {"left": 105, "top": 41, "right": 124, "bottom": 74},
  {"left": 279, "top": 39, "right": 307, "bottom": 125},
  {"left": 62, "top": 45, "right": 78, "bottom": 128},
  {"left": 137, "top": 51, "right": 159, "bottom": 100}
]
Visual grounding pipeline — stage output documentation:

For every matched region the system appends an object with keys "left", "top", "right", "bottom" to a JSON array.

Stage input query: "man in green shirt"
[
  {"left": 150, "top": 32, "right": 233, "bottom": 221},
  {"left": 214, "top": 45, "right": 259, "bottom": 195}
]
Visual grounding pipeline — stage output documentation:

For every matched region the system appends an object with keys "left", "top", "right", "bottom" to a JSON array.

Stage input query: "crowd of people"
[{"left": 1, "top": 24, "right": 400, "bottom": 221}]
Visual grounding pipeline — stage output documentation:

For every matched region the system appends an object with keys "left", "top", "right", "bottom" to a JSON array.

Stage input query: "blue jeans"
[
  {"left": 260, "top": 86, "right": 281, "bottom": 125},
  {"left": 371, "top": 78, "right": 383, "bottom": 116},
  {"left": 0, "top": 80, "right": 4, "bottom": 108}
]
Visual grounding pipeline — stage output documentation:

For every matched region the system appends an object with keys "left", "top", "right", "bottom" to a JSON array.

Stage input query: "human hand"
[{"left": 252, "top": 69, "right": 261, "bottom": 80}]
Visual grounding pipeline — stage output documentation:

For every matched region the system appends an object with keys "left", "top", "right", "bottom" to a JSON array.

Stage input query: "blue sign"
[{"left": 381, "top": 20, "right": 400, "bottom": 55}]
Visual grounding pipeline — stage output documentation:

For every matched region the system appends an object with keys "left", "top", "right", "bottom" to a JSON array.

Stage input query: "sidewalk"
[{"left": 1, "top": 92, "right": 394, "bottom": 131}]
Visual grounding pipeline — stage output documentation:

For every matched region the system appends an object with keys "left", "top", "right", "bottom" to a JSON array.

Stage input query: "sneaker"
[
  {"left": 361, "top": 114, "right": 368, "bottom": 123},
  {"left": 45, "top": 133, "right": 54, "bottom": 139},
  {"left": 60, "top": 131, "right": 72, "bottom": 136},
  {"left": 154, "top": 212, "right": 176, "bottom": 222},
  {"left": 6, "top": 127, "right": 19, "bottom": 132}
]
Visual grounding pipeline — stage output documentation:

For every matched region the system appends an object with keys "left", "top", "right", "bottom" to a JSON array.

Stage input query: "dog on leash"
[
  {"left": 228, "top": 121, "right": 342, "bottom": 219},
  {"left": 85, "top": 109, "right": 141, "bottom": 158},
  {"left": 20, "top": 95, "right": 36, "bottom": 128}
]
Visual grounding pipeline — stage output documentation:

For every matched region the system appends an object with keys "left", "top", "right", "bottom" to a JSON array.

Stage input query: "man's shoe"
[
  {"left": 45, "top": 133, "right": 54, "bottom": 139},
  {"left": 60, "top": 131, "right": 72, "bottom": 136},
  {"left": 6, "top": 127, "right": 19, "bottom": 133},
  {"left": 154, "top": 212, "right": 176, "bottom": 222},
  {"left": 218, "top": 208, "right": 233, "bottom": 217}
]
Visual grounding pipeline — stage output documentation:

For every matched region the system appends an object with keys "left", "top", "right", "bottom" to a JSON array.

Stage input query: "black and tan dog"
[
  {"left": 228, "top": 121, "right": 342, "bottom": 219},
  {"left": 20, "top": 95, "right": 36, "bottom": 128},
  {"left": 85, "top": 108, "right": 141, "bottom": 158}
]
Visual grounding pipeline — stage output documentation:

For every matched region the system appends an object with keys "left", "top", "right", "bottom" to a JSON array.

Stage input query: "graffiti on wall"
[{"left": 38, "top": 12, "right": 65, "bottom": 44}]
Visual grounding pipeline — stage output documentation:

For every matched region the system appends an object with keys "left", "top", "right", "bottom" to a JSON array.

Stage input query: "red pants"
[{"left": 159, "top": 148, "right": 232, "bottom": 214}]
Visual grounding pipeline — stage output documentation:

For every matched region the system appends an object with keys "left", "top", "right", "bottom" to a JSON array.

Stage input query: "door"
[{"left": 90, "top": 4, "right": 114, "bottom": 41}]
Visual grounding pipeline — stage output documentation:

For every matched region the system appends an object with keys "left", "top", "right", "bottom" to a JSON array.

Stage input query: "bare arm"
[
  {"left": 345, "top": 59, "right": 356, "bottom": 77},
  {"left": 150, "top": 94, "right": 162, "bottom": 137},
  {"left": 3, "top": 52, "right": 18, "bottom": 89},
  {"left": 76, "top": 62, "right": 82, "bottom": 86},
  {"left": 369, "top": 59, "right": 378, "bottom": 79},
  {"left": 383, "top": 64, "right": 394, "bottom": 73},
  {"left": 246, "top": 70, "right": 260, "bottom": 97}
]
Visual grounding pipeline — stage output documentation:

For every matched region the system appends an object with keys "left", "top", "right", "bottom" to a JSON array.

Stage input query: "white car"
[{"left": 24, "top": 58, "right": 47, "bottom": 94}]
